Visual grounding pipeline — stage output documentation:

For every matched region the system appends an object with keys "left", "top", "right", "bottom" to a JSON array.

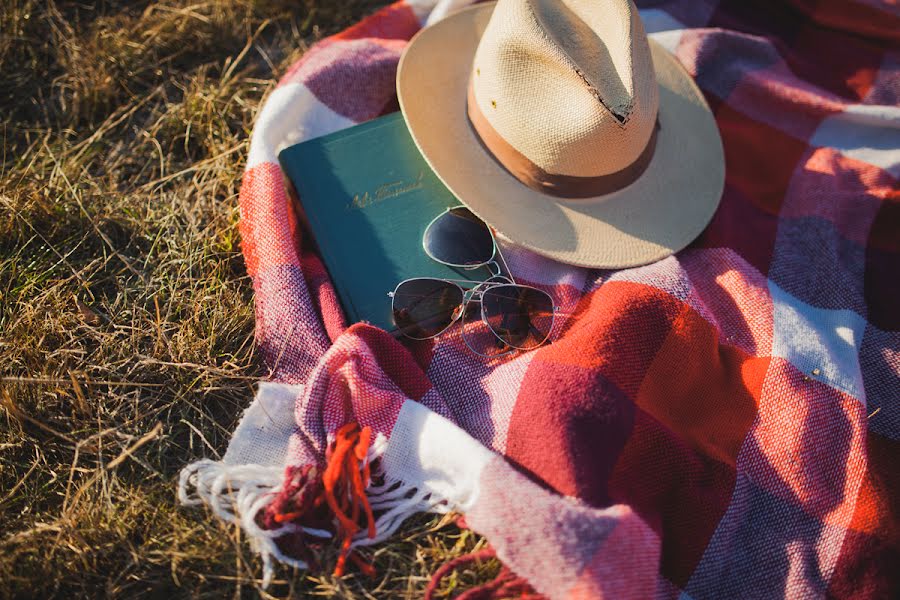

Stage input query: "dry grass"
[{"left": 0, "top": 1, "right": 496, "bottom": 597}]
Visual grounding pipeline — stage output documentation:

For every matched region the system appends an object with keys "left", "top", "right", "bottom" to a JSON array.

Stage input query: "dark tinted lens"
[
  {"left": 424, "top": 207, "right": 494, "bottom": 266},
  {"left": 392, "top": 279, "right": 464, "bottom": 340},
  {"left": 481, "top": 285, "right": 554, "bottom": 349}
]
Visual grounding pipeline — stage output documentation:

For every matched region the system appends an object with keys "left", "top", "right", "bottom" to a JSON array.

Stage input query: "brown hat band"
[{"left": 466, "top": 80, "right": 659, "bottom": 199}]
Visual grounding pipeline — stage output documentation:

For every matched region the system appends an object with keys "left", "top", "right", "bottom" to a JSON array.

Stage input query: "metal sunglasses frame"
[
  {"left": 389, "top": 205, "right": 559, "bottom": 355},
  {"left": 421, "top": 205, "right": 514, "bottom": 282},
  {"left": 388, "top": 276, "right": 558, "bottom": 357}
]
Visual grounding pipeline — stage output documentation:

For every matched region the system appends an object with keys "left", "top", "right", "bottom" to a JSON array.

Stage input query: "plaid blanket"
[{"left": 180, "top": 0, "right": 900, "bottom": 597}]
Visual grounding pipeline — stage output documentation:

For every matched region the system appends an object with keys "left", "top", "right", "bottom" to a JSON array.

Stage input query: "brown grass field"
[{"left": 0, "top": 1, "right": 496, "bottom": 597}]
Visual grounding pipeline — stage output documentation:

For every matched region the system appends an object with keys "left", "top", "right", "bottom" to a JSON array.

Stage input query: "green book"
[{"left": 278, "top": 112, "right": 489, "bottom": 334}]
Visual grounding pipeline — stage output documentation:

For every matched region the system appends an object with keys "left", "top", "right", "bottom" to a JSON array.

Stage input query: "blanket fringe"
[
  {"left": 178, "top": 459, "right": 324, "bottom": 586},
  {"left": 357, "top": 479, "right": 450, "bottom": 546},
  {"left": 357, "top": 422, "right": 452, "bottom": 545},
  {"left": 179, "top": 431, "right": 452, "bottom": 586}
]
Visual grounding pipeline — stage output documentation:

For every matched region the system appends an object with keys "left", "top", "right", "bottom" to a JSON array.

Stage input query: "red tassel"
[
  {"left": 321, "top": 422, "right": 376, "bottom": 577},
  {"left": 266, "top": 421, "right": 377, "bottom": 578}
]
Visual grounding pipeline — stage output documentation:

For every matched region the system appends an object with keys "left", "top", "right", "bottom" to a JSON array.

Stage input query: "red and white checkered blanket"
[{"left": 180, "top": 0, "right": 900, "bottom": 597}]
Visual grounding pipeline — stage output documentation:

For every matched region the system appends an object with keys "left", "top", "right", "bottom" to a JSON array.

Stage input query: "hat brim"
[{"left": 397, "top": 2, "right": 725, "bottom": 269}]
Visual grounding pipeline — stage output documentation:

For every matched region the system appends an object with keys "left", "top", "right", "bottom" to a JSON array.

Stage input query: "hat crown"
[{"left": 470, "top": 0, "right": 658, "bottom": 178}]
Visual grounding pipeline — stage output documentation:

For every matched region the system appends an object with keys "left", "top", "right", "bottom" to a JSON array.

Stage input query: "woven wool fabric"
[{"left": 180, "top": 0, "right": 900, "bottom": 597}]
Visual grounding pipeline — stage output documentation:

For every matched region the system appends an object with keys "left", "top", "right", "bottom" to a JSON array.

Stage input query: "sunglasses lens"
[
  {"left": 392, "top": 279, "right": 464, "bottom": 339},
  {"left": 481, "top": 285, "right": 554, "bottom": 349},
  {"left": 424, "top": 207, "right": 494, "bottom": 267}
]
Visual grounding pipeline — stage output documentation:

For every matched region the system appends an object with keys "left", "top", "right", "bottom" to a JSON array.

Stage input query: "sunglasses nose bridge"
[
  {"left": 463, "top": 282, "right": 495, "bottom": 304},
  {"left": 450, "top": 303, "right": 466, "bottom": 322}
]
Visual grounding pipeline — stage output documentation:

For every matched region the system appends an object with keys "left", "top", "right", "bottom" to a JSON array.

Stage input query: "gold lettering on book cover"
[{"left": 348, "top": 171, "right": 425, "bottom": 210}]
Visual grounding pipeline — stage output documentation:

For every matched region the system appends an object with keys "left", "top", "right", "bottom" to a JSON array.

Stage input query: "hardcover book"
[{"left": 278, "top": 112, "right": 489, "bottom": 334}]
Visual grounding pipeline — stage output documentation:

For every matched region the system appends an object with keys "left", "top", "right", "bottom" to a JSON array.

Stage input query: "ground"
[{"left": 0, "top": 1, "right": 497, "bottom": 597}]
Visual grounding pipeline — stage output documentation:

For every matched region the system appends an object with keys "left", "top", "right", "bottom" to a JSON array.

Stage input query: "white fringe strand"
[
  {"left": 178, "top": 460, "right": 311, "bottom": 587},
  {"left": 178, "top": 433, "right": 451, "bottom": 587}
]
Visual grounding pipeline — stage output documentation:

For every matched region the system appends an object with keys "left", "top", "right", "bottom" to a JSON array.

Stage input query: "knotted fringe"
[
  {"left": 264, "top": 422, "right": 377, "bottom": 577},
  {"left": 178, "top": 426, "right": 452, "bottom": 587},
  {"left": 353, "top": 430, "right": 453, "bottom": 546},
  {"left": 178, "top": 460, "right": 321, "bottom": 586}
]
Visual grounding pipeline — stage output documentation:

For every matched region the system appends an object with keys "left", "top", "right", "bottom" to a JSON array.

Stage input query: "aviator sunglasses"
[{"left": 388, "top": 206, "right": 557, "bottom": 355}]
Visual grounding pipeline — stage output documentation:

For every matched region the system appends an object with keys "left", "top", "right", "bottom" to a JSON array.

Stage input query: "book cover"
[{"left": 278, "top": 112, "right": 490, "bottom": 334}]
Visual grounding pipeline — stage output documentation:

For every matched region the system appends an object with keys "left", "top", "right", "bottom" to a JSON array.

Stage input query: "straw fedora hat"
[{"left": 397, "top": 0, "right": 725, "bottom": 268}]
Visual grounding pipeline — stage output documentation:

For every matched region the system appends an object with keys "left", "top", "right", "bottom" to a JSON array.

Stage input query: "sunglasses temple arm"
[{"left": 490, "top": 240, "right": 518, "bottom": 285}]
